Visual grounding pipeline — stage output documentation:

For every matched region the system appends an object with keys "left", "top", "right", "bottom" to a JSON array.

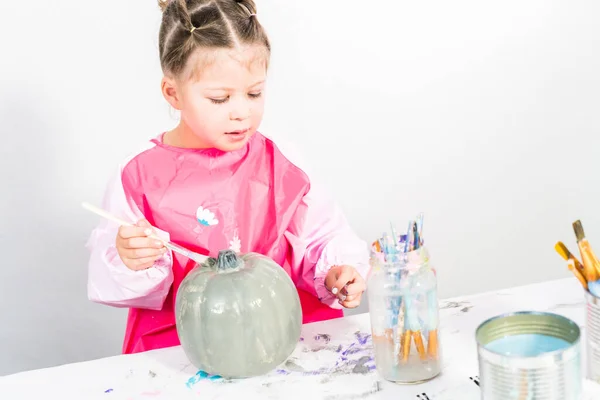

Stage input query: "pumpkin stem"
[{"left": 216, "top": 249, "right": 242, "bottom": 272}]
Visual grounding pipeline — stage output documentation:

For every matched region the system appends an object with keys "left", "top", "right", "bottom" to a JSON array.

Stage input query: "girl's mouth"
[{"left": 226, "top": 128, "right": 249, "bottom": 135}]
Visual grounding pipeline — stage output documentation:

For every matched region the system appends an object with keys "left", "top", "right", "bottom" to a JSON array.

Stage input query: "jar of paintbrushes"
[
  {"left": 555, "top": 219, "right": 600, "bottom": 384},
  {"left": 367, "top": 214, "right": 441, "bottom": 384}
]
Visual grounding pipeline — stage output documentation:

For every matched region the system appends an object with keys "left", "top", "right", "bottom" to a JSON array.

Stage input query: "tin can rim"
[{"left": 475, "top": 310, "right": 581, "bottom": 359}]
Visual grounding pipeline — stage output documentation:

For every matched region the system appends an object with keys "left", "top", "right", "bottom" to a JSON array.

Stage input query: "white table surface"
[{"left": 3, "top": 277, "right": 600, "bottom": 399}]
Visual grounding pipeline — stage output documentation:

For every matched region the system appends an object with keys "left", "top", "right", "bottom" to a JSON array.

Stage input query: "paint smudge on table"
[
  {"left": 355, "top": 331, "right": 370, "bottom": 345},
  {"left": 314, "top": 333, "right": 331, "bottom": 343},
  {"left": 286, "top": 330, "right": 375, "bottom": 377},
  {"left": 440, "top": 301, "right": 473, "bottom": 311},
  {"left": 184, "top": 330, "right": 376, "bottom": 390},
  {"left": 276, "top": 369, "right": 291, "bottom": 375},
  {"left": 186, "top": 370, "right": 222, "bottom": 388}
]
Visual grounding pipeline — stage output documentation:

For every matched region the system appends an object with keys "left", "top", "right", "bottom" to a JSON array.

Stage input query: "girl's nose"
[{"left": 229, "top": 100, "right": 251, "bottom": 121}]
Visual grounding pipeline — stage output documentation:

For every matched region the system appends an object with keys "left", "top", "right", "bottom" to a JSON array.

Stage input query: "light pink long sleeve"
[
  {"left": 274, "top": 138, "right": 371, "bottom": 309},
  {"left": 86, "top": 144, "right": 174, "bottom": 311}
]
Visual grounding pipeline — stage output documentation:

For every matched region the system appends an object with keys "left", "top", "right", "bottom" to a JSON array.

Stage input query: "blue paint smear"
[
  {"left": 343, "top": 346, "right": 362, "bottom": 356},
  {"left": 302, "top": 370, "right": 323, "bottom": 376},
  {"left": 485, "top": 334, "right": 571, "bottom": 357},
  {"left": 341, "top": 343, "right": 355, "bottom": 356},
  {"left": 104, "top": 388, "right": 113, "bottom": 393},
  {"left": 354, "top": 332, "right": 371, "bottom": 345},
  {"left": 186, "top": 370, "right": 222, "bottom": 388}
]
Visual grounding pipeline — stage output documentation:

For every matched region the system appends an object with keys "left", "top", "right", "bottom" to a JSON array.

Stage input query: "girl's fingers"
[
  {"left": 343, "top": 280, "right": 365, "bottom": 296},
  {"left": 124, "top": 236, "right": 165, "bottom": 250},
  {"left": 325, "top": 266, "right": 355, "bottom": 295},
  {"left": 119, "top": 225, "right": 153, "bottom": 239},
  {"left": 124, "top": 247, "right": 167, "bottom": 259},
  {"left": 331, "top": 268, "right": 355, "bottom": 294},
  {"left": 119, "top": 219, "right": 155, "bottom": 240},
  {"left": 342, "top": 293, "right": 360, "bottom": 303},
  {"left": 340, "top": 297, "right": 362, "bottom": 309},
  {"left": 325, "top": 266, "right": 366, "bottom": 305}
]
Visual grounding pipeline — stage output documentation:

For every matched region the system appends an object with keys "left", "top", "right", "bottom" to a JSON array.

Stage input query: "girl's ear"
[{"left": 161, "top": 76, "right": 183, "bottom": 110}]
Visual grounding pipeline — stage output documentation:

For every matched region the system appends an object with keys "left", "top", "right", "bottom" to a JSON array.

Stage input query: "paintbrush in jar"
[
  {"left": 573, "top": 220, "right": 600, "bottom": 282},
  {"left": 554, "top": 241, "right": 585, "bottom": 272},
  {"left": 554, "top": 241, "right": 588, "bottom": 290}
]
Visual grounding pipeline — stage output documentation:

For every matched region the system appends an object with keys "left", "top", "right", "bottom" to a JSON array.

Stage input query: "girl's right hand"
[{"left": 116, "top": 219, "right": 167, "bottom": 271}]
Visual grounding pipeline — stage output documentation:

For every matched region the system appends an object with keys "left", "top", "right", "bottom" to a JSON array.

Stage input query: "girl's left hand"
[{"left": 325, "top": 265, "right": 366, "bottom": 308}]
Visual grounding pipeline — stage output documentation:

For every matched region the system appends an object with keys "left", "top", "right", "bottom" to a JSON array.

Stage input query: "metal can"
[
  {"left": 585, "top": 290, "right": 600, "bottom": 383},
  {"left": 475, "top": 311, "right": 581, "bottom": 400}
]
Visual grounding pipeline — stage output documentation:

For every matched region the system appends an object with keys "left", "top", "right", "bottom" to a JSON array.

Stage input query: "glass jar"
[{"left": 367, "top": 246, "right": 441, "bottom": 383}]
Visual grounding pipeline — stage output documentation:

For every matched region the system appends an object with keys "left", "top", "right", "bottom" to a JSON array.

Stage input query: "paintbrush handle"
[
  {"left": 568, "top": 259, "right": 588, "bottom": 289},
  {"left": 82, "top": 202, "right": 134, "bottom": 227},
  {"left": 82, "top": 202, "right": 164, "bottom": 242},
  {"left": 573, "top": 257, "right": 585, "bottom": 273},
  {"left": 81, "top": 202, "right": 208, "bottom": 264}
]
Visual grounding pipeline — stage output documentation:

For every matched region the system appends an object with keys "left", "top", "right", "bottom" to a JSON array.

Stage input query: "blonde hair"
[{"left": 157, "top": 0, "right": 270, "bottom": 78}]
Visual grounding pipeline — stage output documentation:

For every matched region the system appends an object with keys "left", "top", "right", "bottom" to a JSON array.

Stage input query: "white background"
[{"left": 1, "top": 0, "right": 599, "bottom": 375}]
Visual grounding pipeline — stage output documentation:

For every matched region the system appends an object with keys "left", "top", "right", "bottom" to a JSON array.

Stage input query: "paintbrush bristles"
[{"left": 573, "top": 220, "right": 586, "bottom": 242}]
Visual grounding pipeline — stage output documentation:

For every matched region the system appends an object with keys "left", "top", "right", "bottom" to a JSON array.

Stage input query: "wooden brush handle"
[
  {"left": 82, "top": 202, "right": 209, "bottom": 264},
  {"left": 568, "top": 260, "right": 587, "bottom": 289},
  {"left": 81, "top": 202, "right": 166, "bottom": 243}
]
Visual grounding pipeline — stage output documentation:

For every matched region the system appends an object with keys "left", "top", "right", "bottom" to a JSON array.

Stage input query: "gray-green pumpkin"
[{"left": 175, "top": 249, "right": 302, "bottom": 378}]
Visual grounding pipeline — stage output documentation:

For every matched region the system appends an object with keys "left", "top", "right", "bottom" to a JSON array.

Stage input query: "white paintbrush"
[{"left": 81, "top": 202, "right": 208, "bottom": 264}]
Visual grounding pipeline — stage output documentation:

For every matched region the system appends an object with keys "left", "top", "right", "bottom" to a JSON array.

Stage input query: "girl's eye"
[
  {"left": 209, "top": 93, "right": 261, "bottom": 104},
  {"left": 209, "top": 97, "right": 229, "bottom": 104}
]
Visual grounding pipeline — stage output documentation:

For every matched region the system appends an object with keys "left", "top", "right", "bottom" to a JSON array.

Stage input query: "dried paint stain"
[
  {"left": 354, "top": 331, "right": 371, "bottom": 345},
  {"left": 182, "top": 330, "right": 376, "bottom": 390},
  {"left": 186, "top": 370, "right": 222, "bottom": 388},
  {"left": 440, "top": 301, "right": 472, "bottom": 310},
  {"left": 287, "top": 331, "right": 376, "bottom": 378},
  {"left": 314, "top": 333, "right": 331, "bottom": 343}
]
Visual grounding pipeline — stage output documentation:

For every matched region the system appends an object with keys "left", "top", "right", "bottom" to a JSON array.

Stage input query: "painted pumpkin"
[{"left": 175, "top": 249, "right": 302, "bottom": 378}]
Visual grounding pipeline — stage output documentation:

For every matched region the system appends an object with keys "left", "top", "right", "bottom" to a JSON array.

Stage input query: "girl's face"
[{"left": 162, "top": 45, "right": 268, "bottom": 151}]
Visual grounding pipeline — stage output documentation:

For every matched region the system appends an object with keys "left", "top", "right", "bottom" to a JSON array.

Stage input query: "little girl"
[{"left": 86, "top": 0, "right": 370, "bottom": 354}]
